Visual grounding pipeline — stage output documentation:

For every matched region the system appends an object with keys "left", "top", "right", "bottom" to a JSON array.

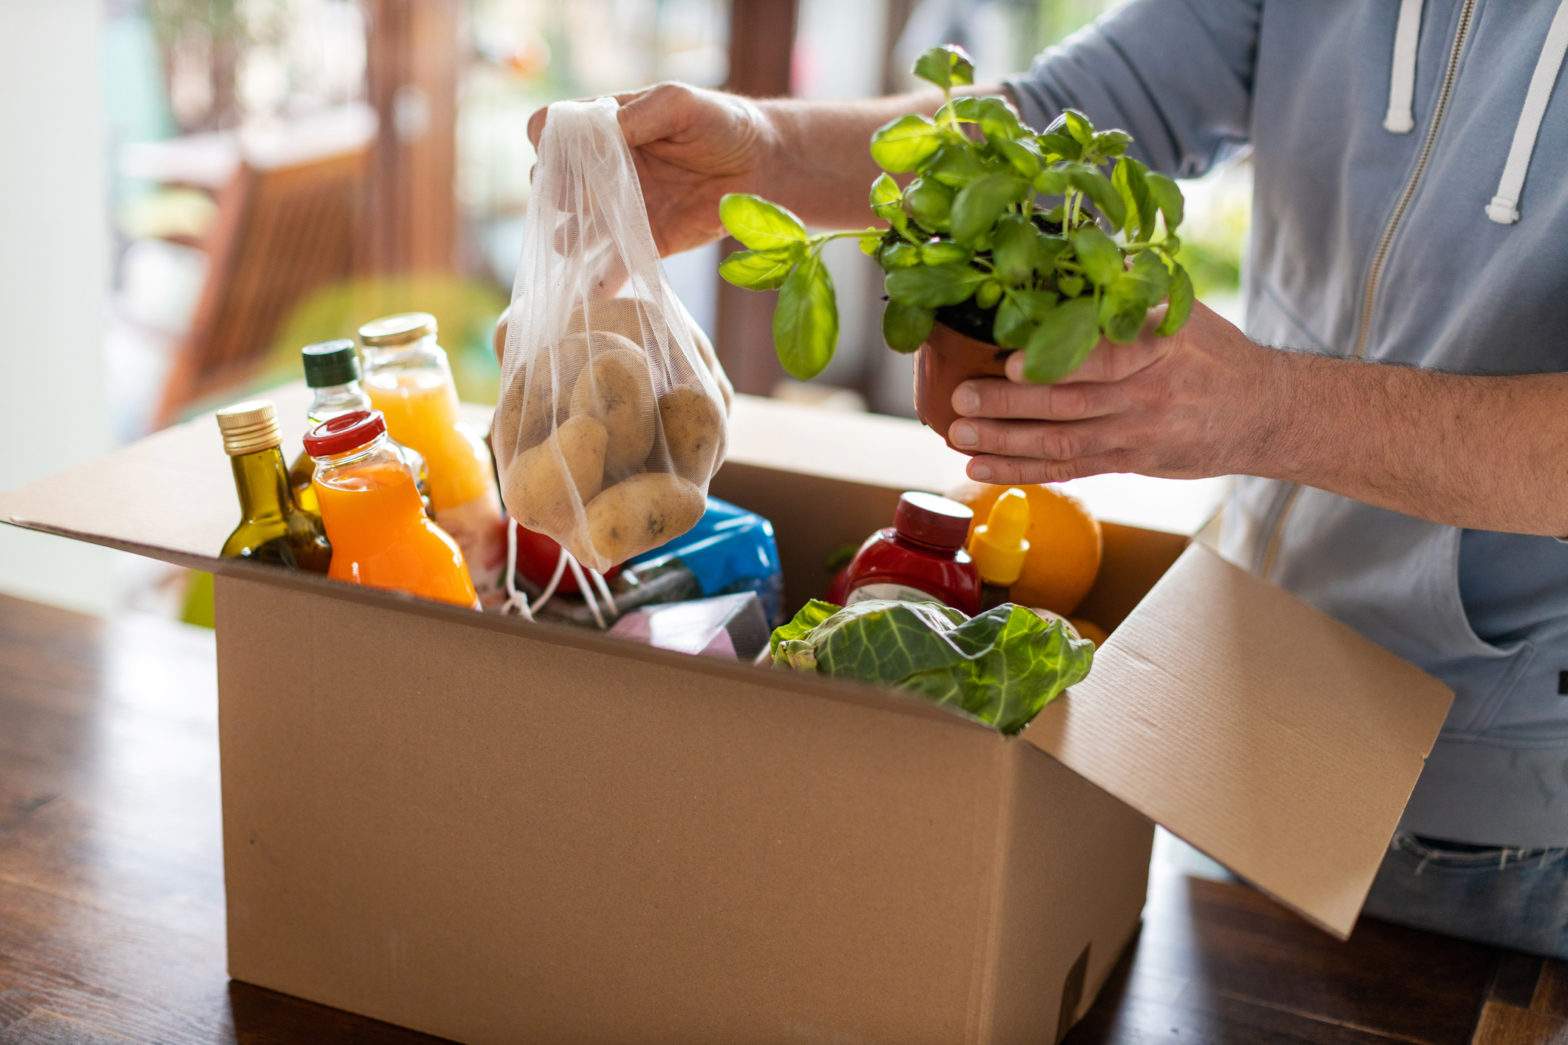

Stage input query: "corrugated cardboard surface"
[
  {"left": 216, "top": 575, "right": 1142, "bottom": 1044},
  {"left": 980, "top": 744, "right": 1154, "bottom": 1043},
  {"left": 1025, "top": 544, "right": 1454, "bottom": 938}
]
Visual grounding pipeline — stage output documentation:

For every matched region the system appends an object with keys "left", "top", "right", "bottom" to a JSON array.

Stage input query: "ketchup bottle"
[{"left": 838, "top": 492, "right": 982, "bottom": 615}]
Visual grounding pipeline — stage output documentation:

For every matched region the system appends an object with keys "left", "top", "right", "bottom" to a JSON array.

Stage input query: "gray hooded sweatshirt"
[{"left": 1007, "top": 0, "right": 1568, "bottom": 847}]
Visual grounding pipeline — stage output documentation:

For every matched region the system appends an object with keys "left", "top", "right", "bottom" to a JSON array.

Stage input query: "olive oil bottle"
[{"left": 217, "top": 400, "right": 331, "bottom": 572}]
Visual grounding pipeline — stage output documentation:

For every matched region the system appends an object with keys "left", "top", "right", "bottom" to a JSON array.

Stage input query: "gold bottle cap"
[
  {"left": 358, "top": 312, "right": 438, "bottom": 347},
  {"left": 216, "top": 399, "right": 282, "bottom": 456}
]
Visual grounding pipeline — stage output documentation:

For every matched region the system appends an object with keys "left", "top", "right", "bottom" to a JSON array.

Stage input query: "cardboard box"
[{"left": 0, "top": 389, "right": 1453, "bottom": 1043}]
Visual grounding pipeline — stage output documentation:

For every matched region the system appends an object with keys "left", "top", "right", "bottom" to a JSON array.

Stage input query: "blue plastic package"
[{"left": 626, "top": 497, "right": 784, "bottom": 625}]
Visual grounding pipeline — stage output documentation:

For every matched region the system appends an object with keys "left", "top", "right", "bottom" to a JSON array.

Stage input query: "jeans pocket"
[{"left": 1397, "top": 834, "right": 1568, "bottom": 873}]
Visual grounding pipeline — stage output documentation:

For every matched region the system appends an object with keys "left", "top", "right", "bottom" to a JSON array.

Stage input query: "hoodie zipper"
[{"left": 1256, "top": 0, "right": 1478, "bottom": 577}]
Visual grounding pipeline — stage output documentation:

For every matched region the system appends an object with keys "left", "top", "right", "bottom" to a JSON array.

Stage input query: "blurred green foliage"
[{"left": 261, "top": 273, "right": 508, "bottom": 403}]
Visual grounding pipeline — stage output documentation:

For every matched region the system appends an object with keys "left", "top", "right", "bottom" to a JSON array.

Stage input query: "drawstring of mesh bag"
[{"left": 500, "top": 521, "right": 621, "bottom": 628}]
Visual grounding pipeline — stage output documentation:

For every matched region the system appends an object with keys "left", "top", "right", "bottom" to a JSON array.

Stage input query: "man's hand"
[
  {"left": 946, "top": 302, "right": 1568, "bottom": 537},
  {"left": 947, "top": 302, "right": 1277, "bottom": 485},
  {"left": 528, "top": 83, "right": 776, "bottom": 257}
]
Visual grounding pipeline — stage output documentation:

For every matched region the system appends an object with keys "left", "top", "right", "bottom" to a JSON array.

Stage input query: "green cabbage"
[{"left": 770, "top": 599, "right": 1095, "bottom": 734}]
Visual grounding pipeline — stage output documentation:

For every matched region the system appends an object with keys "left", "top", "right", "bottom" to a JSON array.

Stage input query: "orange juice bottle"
[
  {"left": 358, "top": 313, "right": 506, "bottom": 602},
  {"left": 304, "top": 410, "right": 479, "bottom": 609}
]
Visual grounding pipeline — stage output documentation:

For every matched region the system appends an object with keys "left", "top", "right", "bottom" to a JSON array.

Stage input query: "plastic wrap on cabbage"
[{"left": 769, "top": 599, "right": 1095, "bottom": 734}]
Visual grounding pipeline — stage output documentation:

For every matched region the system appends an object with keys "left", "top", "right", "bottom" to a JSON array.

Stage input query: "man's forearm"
[
  {"left": 754, "top": 86, "right": 1004, "bottom": 230},
  {"left": 1260, "top": 352, "right": 1568, "bottom": 536}
]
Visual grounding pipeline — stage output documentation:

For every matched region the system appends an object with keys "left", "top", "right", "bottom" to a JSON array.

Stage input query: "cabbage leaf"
[{"left": 770, "top": 599, "right": 1094, "bottom": 734}]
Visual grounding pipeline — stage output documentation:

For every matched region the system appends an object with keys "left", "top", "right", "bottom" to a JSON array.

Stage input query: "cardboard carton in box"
[{"left": 0, "top": 389, "right": 1453, "bottom": 1044}]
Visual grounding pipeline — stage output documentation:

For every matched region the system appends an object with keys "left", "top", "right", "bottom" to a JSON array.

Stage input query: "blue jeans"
[{"left": 1362, "top": 834, "right": 1568, "bottom": 959}]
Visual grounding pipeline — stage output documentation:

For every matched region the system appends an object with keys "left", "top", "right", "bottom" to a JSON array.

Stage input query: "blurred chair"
[{"left": 152, "top": 114, "right": 375, "bottom": 427}]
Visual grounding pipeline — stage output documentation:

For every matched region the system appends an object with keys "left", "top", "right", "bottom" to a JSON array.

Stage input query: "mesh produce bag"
[{"left": 492, "top": 98, "right": 731, "bottom": 575}]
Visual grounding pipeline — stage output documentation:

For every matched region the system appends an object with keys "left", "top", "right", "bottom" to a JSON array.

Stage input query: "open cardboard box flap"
[
  {"left": 1028, "top": 544, "right": 1454, "bottom": 937},
  {"left": 1, "top": 389, "right": 1453, "bottom": 939}
]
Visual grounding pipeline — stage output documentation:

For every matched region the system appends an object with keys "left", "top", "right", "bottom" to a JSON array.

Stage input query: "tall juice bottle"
[
  {"left": 216, "top": 400, "right": 331, "bottom": 571},
  {"left": 305, "top": 410, "right": 479, "bottom": 608},
  {"left": 358, "top": 313, "right": 506, "bottom": 602},
  {"left": 286, "top": 338, "right": 430, "bottom": 516}
]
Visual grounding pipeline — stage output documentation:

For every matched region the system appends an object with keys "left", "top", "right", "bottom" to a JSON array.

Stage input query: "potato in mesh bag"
[{"left": 490, "top": 97, "right": 729, "bottom": 573}]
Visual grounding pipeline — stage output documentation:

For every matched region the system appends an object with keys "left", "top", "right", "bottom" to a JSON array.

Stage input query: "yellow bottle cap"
[
  {"left": 358, "top": 311, "right": 437, "bottom": 347},
  {"left": 970, "top": 487, "right": 1031, "bottom": 586},
  {"left": 215, "top": 400, "right": 281, "bottom": 456}
]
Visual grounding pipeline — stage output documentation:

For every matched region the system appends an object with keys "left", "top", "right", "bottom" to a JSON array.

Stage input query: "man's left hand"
[{"left": 947, "top": 302, "right": 1278, "bottom": 485}]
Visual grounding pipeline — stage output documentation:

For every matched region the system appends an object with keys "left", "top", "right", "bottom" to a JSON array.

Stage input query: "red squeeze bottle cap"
[
  {"left": 893, "top": 491, "right": 973, "bottom": 552},
  {"left": 303, "top": 409, "right": 386, "bottom": 457}
]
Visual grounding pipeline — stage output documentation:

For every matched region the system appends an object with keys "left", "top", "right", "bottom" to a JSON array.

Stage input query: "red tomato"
[{"left": 510, "top": 521, "right": 620, "bottom": 595}]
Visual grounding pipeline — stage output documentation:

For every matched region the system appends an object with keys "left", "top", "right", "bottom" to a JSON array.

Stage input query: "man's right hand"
[{"left": 528, "top": 83, "right": 777, "bottom": 258}]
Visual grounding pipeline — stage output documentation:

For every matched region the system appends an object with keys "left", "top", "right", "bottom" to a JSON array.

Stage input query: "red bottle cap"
[
  {"left": 893, "top": 492, "right": 973, "bottom": 552},
  {"left": 303, "top": 409, "right": 386, "bottom": 457}
]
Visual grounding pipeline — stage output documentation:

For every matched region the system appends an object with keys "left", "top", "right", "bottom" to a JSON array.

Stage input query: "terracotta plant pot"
[{"left": 913, "top": 322, "right": 1013, "bottom": 451}]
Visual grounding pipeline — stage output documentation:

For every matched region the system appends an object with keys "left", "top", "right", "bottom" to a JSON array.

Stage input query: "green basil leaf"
[
  {"left": 1098, "top": 252, "right": 1171, "bottom": 342},
  {"left": 1098, "top": 285, "right": 1147, "bottom": 343},
  {"left": 994, "top": 138, "right": 1042, "bottom": 180},
  {"left": 1090, "top": 129, "right": 1132, "bottom": 158},
  {"left": 927, "top": 143, "right": 994, "bottom": 188},
  {"left": 1112, "top": 156, "right": 1154, "bottom": 242},
  {"left": 1024, "top": 297, "right": 1101, "bottom": 383},
  {"left": 870, "top": 172, "right": 901, "bottom": 208},
  {"left": 1057, "top": 273, "right": 1085, "bottom": 298},
  {"left": 1146, "top": 171, "right": 1185, "bottom": 233},
  {"left": 773, "top": 252, "right": 838, "bottom": 380},
  {"left": 719, "top": 193, "right": 808, "bottom": 251},
  {"left": 1157, "top": 263, "right": 1195, "bottom": 335},
  {"left": 1036, "top": 131, "right": 1081, "bottom": 161},
  {"left": 975, "top": 280, "right": 1002, "bottom": 310},
  {"left": 1066, "top": 166, "right": 1126, "bottom": 231},
  {"left": 885, "top": 262, "right": 989, "bottom": 308},
  {"left": 905, "top": 177, "right": 955, "bottom": 231},
  {"left": 1035, "top": 232, "right": 1068, "bottom": 271},
  {"left": 1032, "top": 167, "right": 1070, "bottom": 195},
  {"left": 1070, "top": 226, "right": 1123, "bottom": 288},
  {"left": 992, "top": 215, "right": 1037, "bottom": 284},
  {"left": 950, "top": 172, "right": 1025, "bottom": 246},
  {"left": 879, "top": 240, "right": 921, "bottom": 269},
  {"left": 938, "top": 96, "right": 980, "bottom": 123},
  {"left": 883, "top": 299, "right": 934, "bottom": 352},
  {"left": 858, "top": 230, "right": 882, "bottom": 255},
  {"left": 1059, "top": 109, "right": 1095, "bottom": 147},
  {"left": 912, "top": 44, "right": 975, "bottom": 91},
  {"left": 977, "top": 96, "right": 1024, "bottom": 142},
  {"left": 718, "top": 246, "right": 798, "bottom": 290},
  {"left": 871, "top": 173, "right": 912, "bottom": 236},
  {"left": 870, "top": 114, "right": 944, "bottom": 173},
  {"left": 920, "top": 240, "right": 972, "bottom": 265},
  {"left": 1126, "top": 249, "right": 1172, "bottom": 301},
  {"left": 993, "top": 289, "right": 1058, "bottom": 348}
]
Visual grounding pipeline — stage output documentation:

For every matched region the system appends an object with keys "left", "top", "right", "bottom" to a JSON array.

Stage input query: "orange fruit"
[
  {"left": 1068, "top": 618, "right": 1109, "bottom": 645},
  {"left": 952, "top": 482, "right": 1102, "bottom": 615}
]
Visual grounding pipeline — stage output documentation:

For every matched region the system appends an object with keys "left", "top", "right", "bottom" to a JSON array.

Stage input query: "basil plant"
[{"left": 717, "top": 45, "right": 1192, "bottom": 384}]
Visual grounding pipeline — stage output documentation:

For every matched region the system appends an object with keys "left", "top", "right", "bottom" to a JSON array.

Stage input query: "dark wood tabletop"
[{"left": 2, "top": 592, "right": 1566, "bottom": 1044}]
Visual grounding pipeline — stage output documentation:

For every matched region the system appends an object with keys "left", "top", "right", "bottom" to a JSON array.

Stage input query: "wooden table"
[{"left": 2, "top": 593, "right": 1565, "bottom": 1044}]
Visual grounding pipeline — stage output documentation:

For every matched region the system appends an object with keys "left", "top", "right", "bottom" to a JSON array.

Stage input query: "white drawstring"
[
  {"left": 1385, "top": 0, "right": 1425, "bottom": 133},
  {"left": 1486, "top": 0, "right": 1568, "bottom": 224},
  {"left": 501, "top": 524, "right": 619, "bottom": 627}
]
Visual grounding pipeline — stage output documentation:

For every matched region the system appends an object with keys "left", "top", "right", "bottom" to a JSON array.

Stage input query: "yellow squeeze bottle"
[{"left": 969, "top": 487, "right": 1032, "bottom": 610}]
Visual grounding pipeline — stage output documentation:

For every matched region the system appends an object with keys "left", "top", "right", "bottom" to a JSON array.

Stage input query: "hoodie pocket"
[{"left": 1436, "top": 526, "right": 1537, "bottom": 735}]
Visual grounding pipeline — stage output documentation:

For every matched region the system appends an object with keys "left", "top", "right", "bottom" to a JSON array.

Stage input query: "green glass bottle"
[
  {"left": 287, "top": 338, "right": 432, "bottom": 518},
  {"left": 216, "top": 400, "right": 331, "bottom": 572}
]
